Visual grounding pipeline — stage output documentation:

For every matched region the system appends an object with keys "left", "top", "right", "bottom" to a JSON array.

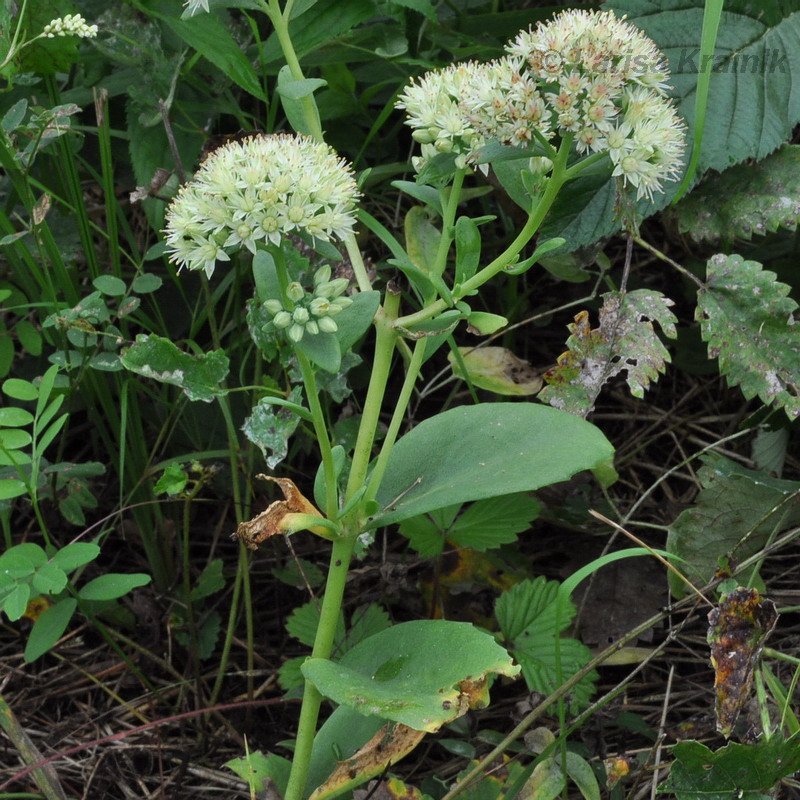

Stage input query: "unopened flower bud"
[
  {"left": 305, "top": 320, "right": 319, "bottom": 336},
  {"left": 309, "top": 297, "right": 330, "bottom": 316},
  {"left": 315, "top": 278, "right": 349, "bottom": 299},
  {"left": 273, "top": 310, "right": 291, "bottom": 329},
  {"left": 264, "top": 299, "right": 283, "bottom": 315},
  {"left": 292, "top": 307, "right": 310, "bottom": 324},
  {"left": 318, "top": 316, "right": 338, "bottom": 333},
  {"left": 288, "top": 324, "right": 305, "bottom": 342},
  {"left": 287, "top": 282, "right": 305, "bottom": 303},
  {"left": 313, "top": 265, "right": 332, "bottom": 286}
]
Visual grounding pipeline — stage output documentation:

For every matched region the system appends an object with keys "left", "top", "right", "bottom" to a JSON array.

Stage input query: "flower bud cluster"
[
  {"left": 396, "top": 9, "right": 685, "bottom": 199},
  {"left": 43, "top": 14, "right": 98, "bottom": 39},
  {"left": 263, "top": 266, "right": 353, "bottom": 343},
  {"left": 164, "top": 134, "right": 360, "bottom": 278}
]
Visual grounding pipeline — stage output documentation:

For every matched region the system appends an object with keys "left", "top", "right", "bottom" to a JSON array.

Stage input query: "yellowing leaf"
[{"left": 449, "top": 346, "right": 542, "bottom": 395}]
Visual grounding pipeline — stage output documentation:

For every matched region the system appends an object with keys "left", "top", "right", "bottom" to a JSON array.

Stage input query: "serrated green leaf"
[
  {"left": 345, "top": 604, "right": 392, "bottom": 650},
  {"left": 609, "top": 1, "right": 800, "bottom": 173},
  {"left": 399, "top": 515, "right": 444, "bottom": 557},
  {"left": 496, "top": 577, "right": 597, "bottom": 713},
  {"left": 541, "top": 290, "right": 677, "bottom": 416},
  {"left": 286, "top": 600, "right": 345, "bottom": 649},
  {"left": 696, "top": 254, "right": 800, "bottom": 419},
  {"left": 242, "top": 386, "right": 304, "bottom": 469},
  {"left": 660, "top": 734, "right": 800, "bottom": 799},
  {"left": 278, "top": 656, "right": 306, "bottom": 691},
  {"left": 154, "top": 463, "right": 189, "bottom": 496},
  {"left": 165, "top": 14, "right": 266, "bottom": 101},
  {"left": 272, "top": 557, "right": 324, "bottom": 589},
  {"left": 120, "top": 334, "right": 229, "bottom": 402},
  {"left": 666, "top": 454, "right": 800, "bottom": 597},
  {"left": 673, "top": 145, "right": 800, "bottom": 243},
  {"left": 24, "top": 598, "right": 77, "bottom": 662},
  {"left": 449, "top": 494, "right": 541, "bottom": 552},
  {"left": 191, "top": 559, "right": 225, "bottom": 602}
]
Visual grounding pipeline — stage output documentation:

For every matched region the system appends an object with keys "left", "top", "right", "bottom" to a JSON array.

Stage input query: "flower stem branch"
[
  {"left": 283, "top": 534, "right": 358, "bottom": 800},
  {"left": 393, "top": 135, "right": 573, "bottom": 331}
]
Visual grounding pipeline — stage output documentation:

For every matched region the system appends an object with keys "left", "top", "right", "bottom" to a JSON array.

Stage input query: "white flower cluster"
[
  {"left": 42, "top": 14, "right": 98, "bottom": 39},
  {"left": 263, "top": 266, "right": 353, "bottom": 343},
  {"left": 396, "top": 9, "right": 685, "bottom": 199},
  {"left": 164, "top": 133, "right": 360, "bottom": 278}
]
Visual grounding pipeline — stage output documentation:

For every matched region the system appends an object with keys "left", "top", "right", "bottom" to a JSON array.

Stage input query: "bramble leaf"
[
  {"left": 673, "top": 145, "right": 800, "bottom": 243},
  {"left": 666, "top": 454, "right": 800, "bottom": 597},
  {"left": 660, "top": 734, "right": 800, "bottom": 799},
  {"left": 696, "top": 254, "right": 800, "bottom": 419},
  {"left": 540, "top": 290, "right": 677, "bottom": 416}
]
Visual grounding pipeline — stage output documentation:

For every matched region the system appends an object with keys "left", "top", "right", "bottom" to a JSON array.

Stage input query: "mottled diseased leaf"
[
  {"left": 309, "top": 722, "right": 426, "bottom": 800},
  {"left": 667, "top": 454, "right": 800, "bottom": 598},
  {"left": 696, "top": 254, "right": 800, "bottom": 419},
  {"left": 120, "top": 334, "right": 229, "bottom": 402},
  {"left": 707, "top": 587, "right": 778, "bottom": 738},
  {"left": 448, "top": 347, "right": 542, "bottom": 396},
  {"left": 242, "top": 387, "right": 304, "bottom": 469},
  {"left": 660, "top": 734, "right": 800, "bottom": 799},
  {"left": 540, "top": 290, "right": 677, "bottom": 416},
  {"left": 496, "top": 577, "right": 597, "bottom": 713},
  {"left": 673, "top": 145, "right": 800, "bottom": 244}
]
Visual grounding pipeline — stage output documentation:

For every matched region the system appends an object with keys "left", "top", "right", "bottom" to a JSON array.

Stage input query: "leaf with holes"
[
  {"left": 540, "top": 290, "right": 677, "bottom": 416},
  {"left": 696, "top": 254, "right": 800, "bottom": 419}
]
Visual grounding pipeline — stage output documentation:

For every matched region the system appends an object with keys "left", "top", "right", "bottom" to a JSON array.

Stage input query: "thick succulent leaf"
[
  {"left": 373, "top": 403, "right": 616, "bottom": 527},
  {"left": 695, "top": 254, "right": 800, "bottom": 419},
  {"left": 301, "top": 620, "right": 519, "bottom": 732},
  {"left": 540, "top": 290, "right": 677, "bottom": 416},
  {"left": 673, "top": 145, "right": 800, "bottom": 243}
]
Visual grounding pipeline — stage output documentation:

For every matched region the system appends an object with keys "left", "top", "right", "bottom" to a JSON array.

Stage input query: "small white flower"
[
  {"left": 43, "top": 13, "right": 98, "bottom": 39},
  {"left": 164, "top": 133, "right": 360, "bottom": 276},
  {"left": 183, "top": 0, "right": 210, "bottom": 16}
]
